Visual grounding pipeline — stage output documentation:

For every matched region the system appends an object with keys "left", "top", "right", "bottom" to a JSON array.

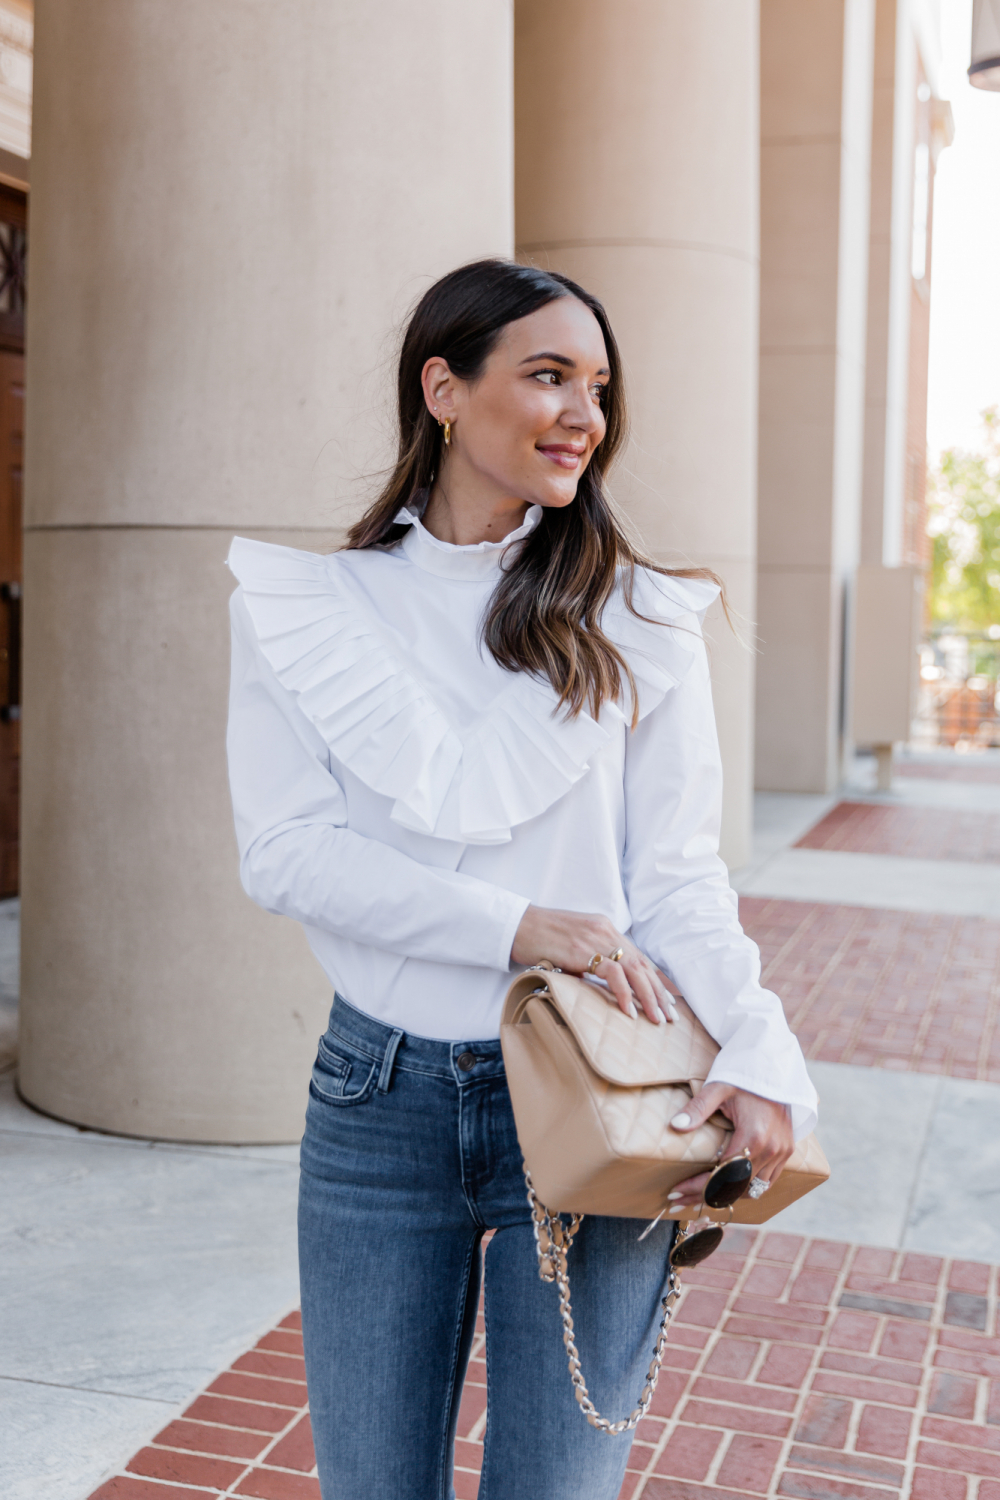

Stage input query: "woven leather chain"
[{"left": 525, "top": 1169, "right": 682, "bottom": 1434}]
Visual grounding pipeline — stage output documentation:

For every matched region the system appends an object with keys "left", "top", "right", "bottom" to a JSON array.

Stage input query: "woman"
[{"left": 226, "top": 259, "right": 817, "bottom": 1499}]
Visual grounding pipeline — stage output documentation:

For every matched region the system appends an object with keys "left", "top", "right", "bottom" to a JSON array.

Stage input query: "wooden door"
[
  {"left": 0, "top": 182, "right": 27, "bottom": 898},
  {"left": 0, "top": 349, "right": 22, "bottom": 896}
]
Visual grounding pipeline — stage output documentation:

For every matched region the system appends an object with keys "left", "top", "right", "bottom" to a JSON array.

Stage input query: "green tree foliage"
[{"left": 927, "top": 406, "right": 1000, "bottom": 628}]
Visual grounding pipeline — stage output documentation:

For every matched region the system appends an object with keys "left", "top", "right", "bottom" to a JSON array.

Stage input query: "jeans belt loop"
[{"left": 377, "top": 1028, "right": 404, "bottom": 1094}]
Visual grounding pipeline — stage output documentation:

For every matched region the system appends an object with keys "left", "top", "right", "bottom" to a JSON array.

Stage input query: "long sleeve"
[
  {"left": 622, "top": 626, "right": 818, "bottom": 1138},
  {"left": 226, "top": 590, "right": 530, "bottom": 971}
]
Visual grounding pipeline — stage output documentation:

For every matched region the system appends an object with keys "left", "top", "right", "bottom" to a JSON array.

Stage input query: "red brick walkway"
[
  {"left": 896, "top": 759, "right": 1000, "bottom": 783},
  {"left": 85, "top": 763, "right": 1000, "bottom": 1499},
  {"left": 796, "top": 801, "right": 1000, "bottom": 863},
  {"left": 89, "top": 1312, "right": 316, "bottom": 1500},
  {"left": 87, "top": 1231, "right": 1000, "bottom": 1500},
  {"left": 739, "top": 898, "right": 1000, "bottom": 1082}
]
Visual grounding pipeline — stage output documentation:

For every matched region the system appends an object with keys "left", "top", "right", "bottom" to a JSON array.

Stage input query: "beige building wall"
[
  {"left": 515, "top": 0, "right": 760, "bottom": 871},
  {"left": 19, "top": 0, "right": 513, "bottom": 1141},
  {"left": 756, "top": 0, "right": 876, "bottom": 793}
]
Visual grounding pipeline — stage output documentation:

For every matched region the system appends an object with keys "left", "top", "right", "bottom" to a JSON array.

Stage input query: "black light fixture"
[{"left": 970, "top": 0, "right": 1000, "bottom": 90}]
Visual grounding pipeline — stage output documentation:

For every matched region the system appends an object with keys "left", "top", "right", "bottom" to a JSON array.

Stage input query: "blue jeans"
[{"left": 298, "top": 994, "right": 677, "bottom": 1500}]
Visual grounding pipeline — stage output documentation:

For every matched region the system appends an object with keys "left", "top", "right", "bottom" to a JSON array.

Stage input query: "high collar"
[{"left": 394, "top": 501, "right": 543, "bottom": 581}]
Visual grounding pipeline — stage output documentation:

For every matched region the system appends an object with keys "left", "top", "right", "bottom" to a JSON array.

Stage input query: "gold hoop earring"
[{"left": 443, "top": 418, "right": 452, "bottom": 447}]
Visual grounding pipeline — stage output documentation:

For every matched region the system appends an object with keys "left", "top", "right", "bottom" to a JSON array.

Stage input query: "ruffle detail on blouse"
[
  {"left": 605, "top": 569, "right": 721, "bottom": 723},
  {"left": 228, "top": 537, "right": 464, "bottom": 838},
  {"left": 227, "top": 538, "right": 718, "bottom": 844},
  {"left": 449, "top": 672, "right": 609, "bottom": 844}
]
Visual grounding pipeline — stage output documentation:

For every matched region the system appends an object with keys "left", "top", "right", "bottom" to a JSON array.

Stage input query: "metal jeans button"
[{"left": 457, "top": 1051, "right": 477, "bottom": 1071}]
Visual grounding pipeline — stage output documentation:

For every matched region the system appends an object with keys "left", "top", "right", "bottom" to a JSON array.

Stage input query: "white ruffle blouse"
[{"left": 226, "top": 504, "right": 819, "bottom": 1138}]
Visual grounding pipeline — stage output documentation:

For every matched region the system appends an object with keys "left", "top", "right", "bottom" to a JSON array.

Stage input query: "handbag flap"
[{"left": 502, "top": 969, "right": 720, "bottom": 1088}]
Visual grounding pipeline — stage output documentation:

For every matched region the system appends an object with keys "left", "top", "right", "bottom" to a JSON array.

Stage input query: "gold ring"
[
  {"left": 608, "top": 947, "right": 624, "bottom": 963},
  {"left": 587, "top": 953, "right": 603, "bottom": 975}
]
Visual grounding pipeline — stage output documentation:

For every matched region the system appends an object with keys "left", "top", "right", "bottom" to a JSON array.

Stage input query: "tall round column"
[
  {"left": 515, "top": 0, "right": 759, "bottom": 868},
  {"left": 19, "top": 0, "right": 513, "bottom": 1140}
]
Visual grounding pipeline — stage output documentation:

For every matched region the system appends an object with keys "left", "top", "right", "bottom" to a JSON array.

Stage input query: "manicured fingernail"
[
  {"left": 627, "top": 1001, "right": 638, "bottom": 1019},
  {"left": 667, "top": 1005, "right": 678, "bottom": 1022},
  {"left": 671, "top": 1112, "right": 692, "bottom": 1129},
  {"left": 655, "top": 1007, "right": 665, "bottom": 1024},
  {"left": 667, "top": 1190, "right": 683, "bottom": 1200}
]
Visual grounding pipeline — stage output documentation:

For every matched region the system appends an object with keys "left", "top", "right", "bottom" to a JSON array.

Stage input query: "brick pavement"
[
  {"left": 795, "top": 801, "right": 1000, "bottom": 863},
  {"left": 83, "top": 764, "right": 1000, "bottom": 1499},
  {"left": 85, "top": 1232, "right": 1000, "bottom": 1500},
  {"left": 896, "top": 760, "right": 1000, "bottom": 783},
  {"left": 739, "top": 897, "right": 1000, "bottom": 1081},
  {"left": 87, "top": 1310, "right": 316, "bottom": 1500}
]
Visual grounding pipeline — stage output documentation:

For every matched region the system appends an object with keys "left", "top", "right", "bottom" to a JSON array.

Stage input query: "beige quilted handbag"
[
  {"left": 499, "top": 964, "right": 830, "bottom": 1434},
  {"left": 500, "top": 965, "right": 829, "bottom": 1224}
]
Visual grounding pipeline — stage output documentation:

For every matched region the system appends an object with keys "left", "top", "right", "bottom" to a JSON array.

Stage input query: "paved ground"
[
  {"left": 80, "top": 1231, "right": 1000, "bottom": 1500},
  {"left": 5, "top": 747, "right": 1000, "bottom": 1499},
  {"left": 741, "top": 900, "right": 1000, "bottom": 1081},
  {"left": 770, "top": 1061, "right": 1000, "bottom": 1264},
  {"left": 797, "top": 800, "right": 1000, "bottom": 862},
  {"left": 896, "top": 757, "right": 1000, "bottom": 783},
  {"left": 0, "top": 1074, "right": 301, "bottom": 1500},
  {"left": 734, "top": 759, "right": 1000, "bottom": 917}
]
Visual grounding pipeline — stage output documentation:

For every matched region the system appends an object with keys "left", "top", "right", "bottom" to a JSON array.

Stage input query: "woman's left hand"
[{"left": 665, "top": 1082, "right": 794, "bottom": 1213}]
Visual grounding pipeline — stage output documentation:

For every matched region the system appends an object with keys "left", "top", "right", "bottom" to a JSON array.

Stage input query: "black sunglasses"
[{"left": 666, "top": 1150, "right": 754, "bottom": 1268}]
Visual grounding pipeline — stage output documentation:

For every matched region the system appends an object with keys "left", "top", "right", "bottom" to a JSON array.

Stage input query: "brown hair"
[{"left": 345, "top": 259, "right": 719, "bottom": 726}]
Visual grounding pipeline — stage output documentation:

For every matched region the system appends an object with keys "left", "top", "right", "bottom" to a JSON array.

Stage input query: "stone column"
[
  {"left": 861, "top": 0, "right": 911, "bottom": 569},
  {"left": 515, "top": 0, "right": 760, "bottom": 870},
  {"left": 19, "top": 0, "right": 513, "bottom": 1141},
  {"left": 756, "top": 0, "right": 876, "bottom": 792}
]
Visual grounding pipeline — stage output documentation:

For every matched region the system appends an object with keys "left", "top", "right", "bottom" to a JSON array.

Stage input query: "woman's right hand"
[{"left": 510, "top": 905, "right": 677, "bottom": 1026}]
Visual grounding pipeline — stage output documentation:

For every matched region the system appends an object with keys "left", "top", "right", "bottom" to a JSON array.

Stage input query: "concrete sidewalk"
[
  {"left": 733, "top": 753, "right": 1000, "bottom": 1259},
  {"left": 1, "top": 1072, "right": 301, "bottom": 1500}
]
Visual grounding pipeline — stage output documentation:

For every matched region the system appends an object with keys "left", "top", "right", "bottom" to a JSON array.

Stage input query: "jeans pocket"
[{"left": 308, "top": 1032, "right": 378, "bottom": 1107}]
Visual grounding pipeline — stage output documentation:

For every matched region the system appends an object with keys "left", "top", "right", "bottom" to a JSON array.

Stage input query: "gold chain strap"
[{"left": 524, "top": 1169, "right": 683, "bottom": 1435}]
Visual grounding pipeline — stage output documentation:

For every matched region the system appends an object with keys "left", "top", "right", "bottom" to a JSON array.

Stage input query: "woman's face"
[{"left": 422, "top": 297, "right": 610, "bottom": 510}]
